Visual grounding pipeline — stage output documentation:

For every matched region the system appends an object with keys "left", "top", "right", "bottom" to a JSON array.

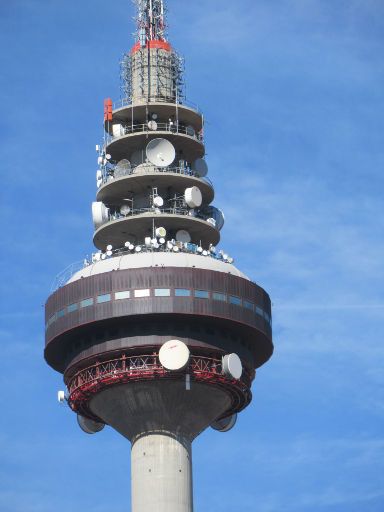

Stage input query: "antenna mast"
[{"left": 135, "top": 0, "right": 167, "bottom": 44}]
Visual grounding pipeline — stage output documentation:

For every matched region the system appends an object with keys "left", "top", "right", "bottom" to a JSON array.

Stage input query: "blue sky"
[{"left": 1, "top": 0, "right": 384, "bottom": 510}]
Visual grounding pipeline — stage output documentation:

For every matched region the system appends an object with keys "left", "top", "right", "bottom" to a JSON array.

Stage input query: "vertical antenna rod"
[{"left": 135, "top": 0, "right": 167, "bottom": 44}]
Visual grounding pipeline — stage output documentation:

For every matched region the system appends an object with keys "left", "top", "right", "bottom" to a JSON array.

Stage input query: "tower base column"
[{"left": 131, "top": 433, "right": 193, "bottom": 512}]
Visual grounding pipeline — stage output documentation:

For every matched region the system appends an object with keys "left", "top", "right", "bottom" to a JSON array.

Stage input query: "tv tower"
[{"left": 45, "top": 1, "right": 273, "bottom": 510}]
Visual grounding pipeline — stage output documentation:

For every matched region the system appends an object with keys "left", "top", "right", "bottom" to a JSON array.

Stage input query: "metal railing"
[
  {"left": 104, "top": 205, "right": 214, "bottom": 224},
  {"left": 112, "top": 97, "right": 201, "bottom": 114},
  {"left": 101, "top": 164, "right": 213, "bottom": 188},
  {"left": 107, "top": 122, "right": 203, "bottom": 143}
]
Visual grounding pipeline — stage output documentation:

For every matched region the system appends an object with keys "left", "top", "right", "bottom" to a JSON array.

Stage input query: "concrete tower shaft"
[{"left": 44, "top": 1, "right": 273, "bottom": 510}]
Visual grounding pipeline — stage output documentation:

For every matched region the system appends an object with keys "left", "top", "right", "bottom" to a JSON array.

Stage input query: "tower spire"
[{"left": 135, "top": 0, "right": 167, "bottom": 44}]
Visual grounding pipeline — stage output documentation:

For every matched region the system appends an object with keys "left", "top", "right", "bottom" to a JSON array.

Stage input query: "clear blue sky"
[{"left": 1, "top": 1, "right": 384, "bottom": 511}]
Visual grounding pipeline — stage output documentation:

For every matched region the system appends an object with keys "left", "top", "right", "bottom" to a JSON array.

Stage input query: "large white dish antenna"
[
  {"left": 159, "top": 340, "right": 190, "bottom": 371},
  {"left": 120, "top": 204, "right": 131, "bottom": 216},
  {"left": 155, "top": 227, "right": 167, "bottom": 238},
  {"left": 77, "top": 414, "right": 105, "bottom": 434},
  {"left": 153, "top": 195, "right": 164, "bottom": 207},
  {"left": 92, "top": 202, "right": 109, "bottom": 228},
  {"left": 222, "top": 353, "right": 242, "bottom": 380},
  {"left": 115, "top": 159, "right": 131, "bottom": 177},
  {"left": 211, "top": 413, "right": 237, "bottom": 432},
  {"left": 176, "top": 229, "right": 191, "bottom": 243},
  {"left": 192, "top": 158, "right": 208, "bottom": 177},
  {"left": 184, "top": 186, "right": 202, "bottom": 208},
  {"left": 146, "top": 138, "right": 175, "bottom": 168},
  {"left": 131, "top": 149, "right": 144, "bottom": 167},
  {"left": 147, "top": 120, "right": 158, "bottom": 131}
]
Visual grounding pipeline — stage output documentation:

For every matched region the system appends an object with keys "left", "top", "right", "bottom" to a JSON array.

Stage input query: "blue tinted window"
[
  {"left": 194, "top": 290, "right": 209, "bottom": 299},
  {"left": 67, "top": 303, "right": 78, "bottom": 313},
  {"left": 80, "top": 298, "right": 94, "bottom": 308},
  {"left": 243, "top": 300, "right": 254, "bottom": 311},
  {"left": 255, "top": 306, "right": 264, "bottom": 317},
  {"left": 213, "top": 292, "right": 226, "bottom": 302},
  {"left": 229, "top": 295, "right": 242, "bottom": 306},
  {"left": 57, "top": 308, "right": 66, "bottom": 318},
  {"left": 97, "top": 293, "right": 111, "bottom": 303},
  {"left": 175, "top": 289, "right": 191, "bottom": 297},
  {"left": 154, "top": 288, "right": 171, "bottom": 297}
]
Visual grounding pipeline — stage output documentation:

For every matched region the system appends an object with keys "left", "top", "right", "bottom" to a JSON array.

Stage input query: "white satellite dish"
[
  {"left": 153, "top": 195, "right": 164, "bottom": 207},
  {"left": 145, "top": 237, "right": 152, "bottom": 246},
  {"left": 106, "top": 244, "right": 113, "bottom": 251},
  {"left": 211, "top": 413, "right": 237, "bottom": 432},
  {"left": 115, "top": 159, "right": 131, "bottom": 177},
  {"left": 184, "top": 186, "right": 202, "bottom": 208},
  {"left": 147, "top": 120, "right": 158, "bottom": 131},
  {"left": 151, "top": 113, "right": 158, "bottom": 120},
  {"left": 146, "top": 138, "right": 175, "bottom": 168},
  {"left": 166, "top": 240, "right": 173, "bottom": 250},
  {"left": 155, "top": 226, "right": 167, "bottom": 238},
  {"left": 192, "top": 158, "right": 208, "bottom": 177},
  {"left": 222, "top": 353, "right": 242, "bottom": 380},
  {"left": 172, "top": 245, "right": 179, "bottom": 252},
  {"left": 129, "top": 244, "right": 135, "bottom": 251},
  {"left": 135, "top": 246, "right": 142, "bottom": 252},
  {"left": 176, "top": 229, "right": 191, "bottom": 243},
  {"left": 106, "top": 154, "right": 112, "bottom": 160},
  {"left": 106, "top": 250, "right": 113, "bottom": 257},
  {"left": 159, "top": 340, "right": 190, "bottom": 371},
  {"left": 131, "top": 149, "right": 144, "bottom": 167},
  {"left": 120, "top": 204, "right": 131, "bottom": 216},
  {"left": 159, "top": 237, "right": 165, "bottom": 244},
  {"left": 77, "top": 414, "right": 105, "bottom": 435},
  {"left": 92, "top": 202, "right": 109, "bottom": 228}
]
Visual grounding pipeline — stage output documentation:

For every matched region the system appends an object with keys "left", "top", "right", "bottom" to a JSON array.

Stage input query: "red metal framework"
[{"left": 66, "top": 353, "right": 252, "bottom": 421}]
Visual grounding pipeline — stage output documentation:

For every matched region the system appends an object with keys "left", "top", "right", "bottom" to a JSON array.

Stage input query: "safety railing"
[
  {"left": 100, "top": 164, "right": 213, "bottom": 188},
  {"left": 107, "top": 122, "right": 203, "bottom": 143},
  {"left": 112, "top": 97, "right": 200, "bottom": 114}
]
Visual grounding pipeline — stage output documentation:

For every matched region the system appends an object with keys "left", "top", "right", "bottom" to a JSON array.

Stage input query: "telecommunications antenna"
[
  {"left": 148, "top": 120, "right": 158, "bottom": 131},
  {"left": 192, "top": 158, "right": 208, "bottom": 177},
  {"left": 153, "top": 196, "right": 164, "bottom": 207},
  {"left": 155, "top": 227, "right": 167, "bottom": 238},
  {"left": 211, "top": 413, "right": 237, "bottom": 432},
  {"left": 184, "top": 186, "right": 202, "bottom": 208},
  {"left": 176, "top": 229, "right": 191, "bottom": 243},
  {"left": 115, "top": 159, "right": 131, "bottom": 177},
  {"left": 146, "top": 138, "right": 175, "bottom": 168},
  {"left": 92, "top": 202, "right": 109, "bottom": 228},
  {"left": 222, "top": 353, "right": 242, "bottom": 380},
  {"left": 77, "top": 414, "right": 105, "bottom": 434},
  {"left": 159, "top": 340, "right": 190, "bottom": 371}
]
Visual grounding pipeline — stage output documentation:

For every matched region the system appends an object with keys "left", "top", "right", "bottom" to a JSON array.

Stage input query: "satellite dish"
[
  {"left": 146, "top": 138, "right": 175, "bottom": 167},
  {"left": 172, "top": 245, "right": 179, "bottom": 252},
  {"left": 202, "top": 250, "right": 208, "bottom": 256},
  {"left": 166, "top": 241, "right": 173, "bottom": 250},
  {"left": 106, "top": 250, "right": 113, "bottom": 257},
  {"left": 153, "top": 195, "right": 164, "bottom": 207},
  {"left": 159, "top": 237, "right": 165, "bottom": 244},
  {"left": 131, "top": 149, "right": 144, "bottom": 167},
  {"left": 222, "top": 353, "right": 242, "bottom": 380},
  {"left": 147, "top": 120, "right": 158, "bottom": 131},
  {"left": 184, "top": 186, "right": 202, "bottom": 208},
  {"left": 77, "top": 414, "right": 105, "bottom": 435},
  {"left": 151, "top": 113, "right": 158, "bottom": 120},
  {"left": 186, "top": 125, "right": 195, "bottom": 136},
  {"left": 145, "top": 237, "right": 152, "bottom": 246},
  {"left": 97, "top": 156, "right": 103, "bottom": 166},
  {"left": 96, "top": 144, "right": 100, "bottom": 152},
  {"left": 155, "top": 226, "right": 167, "bottom": 238},
  {"left": 159, "top": 340, "right": 190, "bottom": 371},
  {"left": 176, "top": 229, "right": 191, "bottom": 243},
  {"left": 106, "top": 244, "right": 113, "bottom": 251},
  {"left": 105, "top": 154, "right": 112, "bottom": 160},
  {"left": 135, "top": 246, "right": 142, "bottom": 252},
  {"left": 115, "top": 159, "right": 131, "bottom": 177},
  {"left": 192, "top": 158, "right": 208, "bottom": 177},
  {"left": 92, "top": 202, "right": 109, "bottom": 228},
  {"left": 211, "top": 413, "right": 237, "bottom": 432},
  {"left": 120, "top": 204, "right": 131, "bottom": 216}
]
